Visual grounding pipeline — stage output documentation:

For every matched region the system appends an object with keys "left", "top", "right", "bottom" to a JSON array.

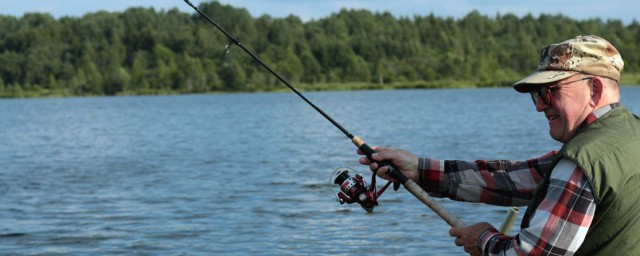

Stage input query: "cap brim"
[{"left": 513, "top": 70, "right": 578, "bottom": 93}]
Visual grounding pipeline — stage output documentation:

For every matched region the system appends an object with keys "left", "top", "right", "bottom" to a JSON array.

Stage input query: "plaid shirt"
[
  {"left": 418, "top": 155, "right": 595, "bottom": 255},
  {"left": 417, "top": 104, "right": 622, "bottom": 255}
]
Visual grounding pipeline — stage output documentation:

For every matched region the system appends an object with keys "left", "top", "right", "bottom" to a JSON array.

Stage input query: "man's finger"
[{"left": 449, "top": 227, "right": 461, "bottom": 237}]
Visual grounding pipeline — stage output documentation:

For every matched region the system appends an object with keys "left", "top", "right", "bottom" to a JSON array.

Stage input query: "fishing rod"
[{"left": 183, "top": 0, "right": 464, "bottom": 228}]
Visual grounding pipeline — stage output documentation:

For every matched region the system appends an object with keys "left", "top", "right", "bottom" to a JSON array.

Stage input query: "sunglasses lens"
[
  {"left": 540, "top": 87, "right": 550, "bottom": 105},
  {"left": 530, "top": 87, "right": 549, "bottom": 106}
]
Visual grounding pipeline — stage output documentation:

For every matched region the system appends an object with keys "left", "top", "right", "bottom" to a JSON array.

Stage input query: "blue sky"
[{"left": 1, "top": 0, "right": 637, "bottom": 24}]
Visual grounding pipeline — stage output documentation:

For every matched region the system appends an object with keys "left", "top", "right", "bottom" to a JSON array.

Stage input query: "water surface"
[{"left": 1, "top": 87, "right": 639, "bottom": 255}]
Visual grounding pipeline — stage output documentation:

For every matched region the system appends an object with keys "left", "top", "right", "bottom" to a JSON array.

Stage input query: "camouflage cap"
[{"left": 513, "top": 35, "right": 624, "bottom": 92}]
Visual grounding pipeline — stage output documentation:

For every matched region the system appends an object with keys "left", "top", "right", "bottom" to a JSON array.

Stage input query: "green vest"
[{"left": 521, "top": 107, "right": 640, "bottom": 255}]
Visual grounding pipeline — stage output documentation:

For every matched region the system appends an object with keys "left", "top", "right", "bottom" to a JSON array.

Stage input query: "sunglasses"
[{"left": 530, "top": 77, "right": 593, "bottom": 106}]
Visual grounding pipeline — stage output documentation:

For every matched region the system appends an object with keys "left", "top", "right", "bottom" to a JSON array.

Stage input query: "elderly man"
[{"left": 359, "top": 35, "right": 640, "bottom": 255}]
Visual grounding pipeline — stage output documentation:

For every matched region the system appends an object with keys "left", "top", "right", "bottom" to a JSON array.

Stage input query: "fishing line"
[{"left": 183, "top": 0, "right": 465, "bottom": 228}]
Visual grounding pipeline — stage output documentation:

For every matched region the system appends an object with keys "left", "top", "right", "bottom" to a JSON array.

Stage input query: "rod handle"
[{"left": 400, "top": 176, "right": 466, "bottom": 228}]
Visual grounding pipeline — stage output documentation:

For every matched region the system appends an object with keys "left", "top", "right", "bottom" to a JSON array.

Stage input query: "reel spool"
[{"left": 330, "top": 167, "right": 379, "bottom": 212}]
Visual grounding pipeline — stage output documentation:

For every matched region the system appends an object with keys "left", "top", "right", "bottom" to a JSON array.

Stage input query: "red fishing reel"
[{"left": 330, "top": 167, "right": 392, "bottom": 213}]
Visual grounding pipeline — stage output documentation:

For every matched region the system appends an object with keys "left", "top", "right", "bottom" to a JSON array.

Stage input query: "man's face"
[{"left": 532, "top": 75, "right": 594, "bottom": 143}]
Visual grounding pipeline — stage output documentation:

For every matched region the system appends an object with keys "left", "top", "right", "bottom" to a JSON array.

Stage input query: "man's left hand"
[{"left": 449, "top": 222, "right": 494, "bottom": 256}]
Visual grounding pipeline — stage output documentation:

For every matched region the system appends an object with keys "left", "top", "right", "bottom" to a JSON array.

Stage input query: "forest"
[{"left": 1, "top": 1, "right": 639, "bottom": 98}]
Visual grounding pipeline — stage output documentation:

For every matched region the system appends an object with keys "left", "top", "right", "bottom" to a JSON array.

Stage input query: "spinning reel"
[{"left": 330, "top": 167, "right": 392, "bottom": 213}]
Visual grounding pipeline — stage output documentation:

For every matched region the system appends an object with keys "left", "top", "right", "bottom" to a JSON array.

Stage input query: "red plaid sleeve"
[
  {"left": 417, "top": 151, "right": 556, "bottom": 206},
  {"left": 418, "top": 153, "right": 595, "bottom": 255}
]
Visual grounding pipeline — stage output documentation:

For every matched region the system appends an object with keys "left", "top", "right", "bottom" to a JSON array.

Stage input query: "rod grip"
[{"left": 402, "top": 179, "right": 466, "bottom": 228}]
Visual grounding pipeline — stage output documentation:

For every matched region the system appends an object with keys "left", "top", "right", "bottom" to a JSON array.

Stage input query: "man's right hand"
[{"left": 357, "top": 146, "right": 419, "bottom": 182}]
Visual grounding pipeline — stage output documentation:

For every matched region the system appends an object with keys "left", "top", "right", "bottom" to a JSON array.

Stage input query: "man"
[{"left": 359, "top": 35, "right": 640, "bottom": 255}]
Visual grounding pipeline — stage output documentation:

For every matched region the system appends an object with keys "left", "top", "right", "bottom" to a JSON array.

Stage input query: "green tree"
[
  {"left": 219, "top": 60, "right": 247, "bottom": 91},
  {"left": 202, "top": 58, "right": 222, "bottom": 91},
  {"left": 82, "top": 60, "right": 104, "bottom": 95},
  {"left": 0, "top": 76, "right": 5, "bottom": 95},
  {"left": 1, "top": 2, "right": 639, "bottom": 97},
  {"left": 104, "top": 66, "right": 131, "bottom": 95}
]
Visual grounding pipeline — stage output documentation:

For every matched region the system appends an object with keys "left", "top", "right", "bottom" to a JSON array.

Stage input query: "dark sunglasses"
[{"left": 530, "top": 77, "right": 592, "bottom": 106}]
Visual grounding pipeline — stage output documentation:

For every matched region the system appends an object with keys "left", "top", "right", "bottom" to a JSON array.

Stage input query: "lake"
[{"left": 1, "top": 87, "right": 639, "bottom": 255}]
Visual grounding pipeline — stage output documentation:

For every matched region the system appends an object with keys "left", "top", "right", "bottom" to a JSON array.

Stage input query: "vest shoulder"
[{"left": 563, "top": 107, "right": 640, "bottom": 162}]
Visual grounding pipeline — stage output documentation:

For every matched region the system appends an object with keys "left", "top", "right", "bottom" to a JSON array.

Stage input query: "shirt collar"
[{"left": 576, "top": 102, "right": 621, "bottom": 132}]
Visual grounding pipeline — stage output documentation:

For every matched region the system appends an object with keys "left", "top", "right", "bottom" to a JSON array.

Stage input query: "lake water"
[{"left": 1, "top": 87, "right": 639, "bottom": 255}]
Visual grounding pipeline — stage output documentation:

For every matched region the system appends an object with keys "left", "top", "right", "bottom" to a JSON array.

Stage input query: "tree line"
[{"left": 1, "top": 1, "right": 639, "bottom": 97}]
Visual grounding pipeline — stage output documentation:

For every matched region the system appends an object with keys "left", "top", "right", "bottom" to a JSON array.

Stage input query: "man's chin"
[{"left": 549, "top": 130, "right": 564, "bottom": 143}]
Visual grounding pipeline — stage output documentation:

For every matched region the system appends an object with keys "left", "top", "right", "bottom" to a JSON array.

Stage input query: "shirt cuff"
[
  {"left": 417, "top": 157, "right": 427, "bottom": 186},
  {"left": 478, "top": 227, "right": 500, "bottom": 255},
  {"left": 417, "top": 157, "right": 443, "bottom": 193}
]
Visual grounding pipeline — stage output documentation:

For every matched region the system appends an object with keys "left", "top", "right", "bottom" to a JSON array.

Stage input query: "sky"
[{"left": 1, "top": 0, "right": 637, "bottom": 25}]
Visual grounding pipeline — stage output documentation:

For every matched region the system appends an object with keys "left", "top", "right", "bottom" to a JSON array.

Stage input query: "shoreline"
[{"left": 2, "top": 79, "right": 639, "bottom": 99}]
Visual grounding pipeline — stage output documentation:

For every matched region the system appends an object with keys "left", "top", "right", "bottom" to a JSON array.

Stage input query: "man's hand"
[
  {"left": 357, "top": 146, "right": 418, "bottom": 182},
  {"left": 449, "top": 222, "right": 494, "bottom": 256}
]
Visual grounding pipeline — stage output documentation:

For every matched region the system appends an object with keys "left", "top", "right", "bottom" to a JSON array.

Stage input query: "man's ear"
[{"left": 589, "top": 76, "right": 605, "bottom": 107}]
